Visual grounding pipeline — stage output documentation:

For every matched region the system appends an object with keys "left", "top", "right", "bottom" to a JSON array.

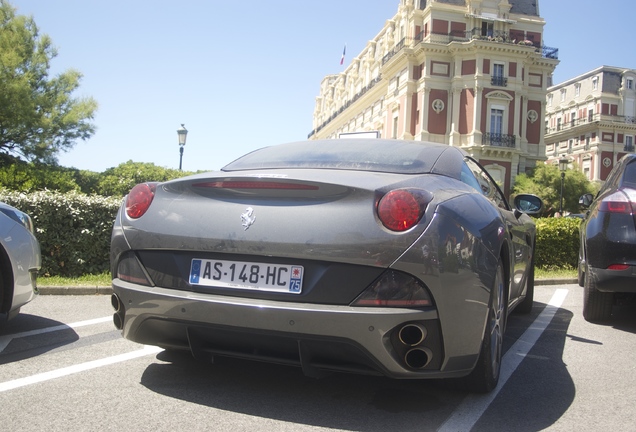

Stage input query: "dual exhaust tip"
[
  {"left": 111, "top": 294, "right": 124, "bottom": 330},
  {"left": 398, "top": 323, "right": 432, "bottom": 369}
]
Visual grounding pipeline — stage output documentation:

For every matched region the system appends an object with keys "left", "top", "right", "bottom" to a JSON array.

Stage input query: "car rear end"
[
  {"left": 110, "top": 140, "right": 496, "bottom": 380},
  {"left": 0, "top": 203, "right": 41, "bottom": 322},
  {"left": 583, "top": 185, "right": 636, "bottom": 293},
  {"left": 581, "top": 154, "right": 636, "bottom": 293}
]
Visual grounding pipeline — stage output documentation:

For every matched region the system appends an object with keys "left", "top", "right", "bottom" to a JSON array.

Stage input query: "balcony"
[
  {"left": 491, "top": 75, "right": 508, "bottom": 87},
  {"left": 485, "top": 133, "right": 516, "bottom": 148},
  {"left": 307, "top": 76, "right": 383, "bottom": 138},
  {"left": 546, "top": 113, "right": 636, "bottom": 135},
  {"left": 413, "top": 29, "right": 559, "bottom": 60},
  {"left": 381, "top": 37, "right": 406, "bottom": 65}
]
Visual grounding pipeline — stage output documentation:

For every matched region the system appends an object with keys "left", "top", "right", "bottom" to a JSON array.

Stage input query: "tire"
[
  {"left": 515, "top": 251, "right": 535, "bottom": 314},
  {"left": 464, "top": 259, "right": 506, "bottom": 393},
  {"left": 582, "top": 268, "right": 613, "bottom": 322}
]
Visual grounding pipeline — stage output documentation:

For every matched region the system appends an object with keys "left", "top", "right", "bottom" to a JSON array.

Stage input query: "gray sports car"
[
  {"left": 110, "top": 139, "right": 542, "bottom": 393},
  {"left": 0, "top": 202, "right": 41, "bottom": 325}
]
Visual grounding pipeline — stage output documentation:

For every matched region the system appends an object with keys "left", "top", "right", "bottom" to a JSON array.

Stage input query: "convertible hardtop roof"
[{"left": 222, "top": 139, "right": 465, "bottom": 176}]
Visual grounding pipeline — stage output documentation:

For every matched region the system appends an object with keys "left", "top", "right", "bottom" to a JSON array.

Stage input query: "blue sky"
[{"left": 9, "top": 0, "right": 635, "bottom": 173}]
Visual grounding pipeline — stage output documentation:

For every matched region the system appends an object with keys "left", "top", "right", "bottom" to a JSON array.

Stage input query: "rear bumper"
[
  {"left": 112, "top": 279, "right": 479, "bottom": 379},
  {"left": 587, "top": 265, "right": 636, "bottom": 293}
]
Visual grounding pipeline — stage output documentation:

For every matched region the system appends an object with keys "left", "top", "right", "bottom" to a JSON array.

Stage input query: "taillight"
[
  {"left": 599, "top": 191, "right": 634, "bottom": 214},
  {"left": 351, "top": 270, "right": 433, "bottom": 307},
  {"left": 377, "top": 189, "right": 431, "bottom": 232},
  {"left": 126, "top": 183, "right": 158, "bottom": 219},
  {"left": 607, "top": 264, "right": 630, "bottom": 271},
  {"left": 117, "top": 252, "right": 153, "bottom": 286}
]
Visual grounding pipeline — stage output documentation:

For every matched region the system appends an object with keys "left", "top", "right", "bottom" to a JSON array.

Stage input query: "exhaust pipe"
[
  {"left": 111, "top": 294, "right": 124, "bottom": 330},
  {"left": 398, "top": 323, "right": 427, "bottom": 346},
  {"left": 113, "top": 313, "right": 123, "bottom": 330},
  {"left": 111, "top": 293, "right": 122, "bottom": 312},
  {"left": 405, "top": 348, "right": 432, "bottom": 369}
]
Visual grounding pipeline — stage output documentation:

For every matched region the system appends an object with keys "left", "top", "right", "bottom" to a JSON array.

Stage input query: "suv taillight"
[{"left": 599, "top": 191, "right": 635, "bottom": 214}]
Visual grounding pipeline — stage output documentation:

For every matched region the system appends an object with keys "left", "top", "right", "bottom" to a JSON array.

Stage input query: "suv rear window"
[{"left": 623, "top": 160, "right": 636, "bottom": 188}]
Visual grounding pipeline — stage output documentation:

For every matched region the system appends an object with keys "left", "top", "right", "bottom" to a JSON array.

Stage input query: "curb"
[
  {"left": 38, "top": 286, "right": 113, "bottom": 295},
  {"left": 535, "top": 278, "right": 578, "bottom": 286},
  {"left": 38, "top": 278, "right": 579, "bottom": 295}
]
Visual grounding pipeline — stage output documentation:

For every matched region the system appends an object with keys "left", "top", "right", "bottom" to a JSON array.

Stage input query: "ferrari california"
[
  {"left": 110, "top": 139, "right": 542, "bottom": 393},
  {"left": 0, "top": 202, "right": 41, "bottom": 325}
]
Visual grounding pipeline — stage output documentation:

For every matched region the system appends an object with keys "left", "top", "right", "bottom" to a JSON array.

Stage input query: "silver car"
[
  {"left": 0, "top": 202, "right": 41, "bottom": 324},
  {"left": 110, "top": 139, "right": 542, "bottom": 393}
]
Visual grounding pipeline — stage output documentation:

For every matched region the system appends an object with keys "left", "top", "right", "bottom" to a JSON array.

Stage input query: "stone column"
[{"left": 449, "top": 87, "right": 461, "bottom": 146}]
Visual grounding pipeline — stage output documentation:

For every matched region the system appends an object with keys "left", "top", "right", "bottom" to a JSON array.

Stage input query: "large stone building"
[
  {"left": 545, "top": 66, "right": 636, "bottom": 182},
  {"left": 309, "top": 0, "right": 558, "bottom": 195}
]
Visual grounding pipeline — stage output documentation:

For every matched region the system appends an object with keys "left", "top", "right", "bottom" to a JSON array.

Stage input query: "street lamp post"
[
  {"left": 558, "top": 157, "right": 568, "bottom": 214},
  {"left": 177, "top": 124, "right": 188, "bottom": 171}
]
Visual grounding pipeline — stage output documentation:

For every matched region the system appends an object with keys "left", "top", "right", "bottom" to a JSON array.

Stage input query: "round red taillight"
[
  {"left": 378, "top": 189, "right": 426, "bottom": 232},
  {"left": 126, "top": 183, "right": 157, "bottom": 219}
]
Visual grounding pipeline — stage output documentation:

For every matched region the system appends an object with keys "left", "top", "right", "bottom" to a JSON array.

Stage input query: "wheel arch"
[{"left": 0, "top": 243, "right": 14, "bottom": 313}]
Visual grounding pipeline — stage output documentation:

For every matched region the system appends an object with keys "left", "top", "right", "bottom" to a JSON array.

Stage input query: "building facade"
[
  {"left": 309, "top": 0, "right": 558, "bottom": 196},
  {"left": 545, "top": 66, "right": 636, "bottom": 182}
]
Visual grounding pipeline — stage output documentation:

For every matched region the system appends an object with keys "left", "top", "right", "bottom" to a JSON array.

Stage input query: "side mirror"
[
  {"left": 513, "top": 194, "right": 543, "bottom": 215},
  {"left": 578, "top": 193, "right": 594, "bottom": 208}
]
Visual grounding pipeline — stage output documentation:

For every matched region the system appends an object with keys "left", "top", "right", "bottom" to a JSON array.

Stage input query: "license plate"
[{"left": 189, "top": 259, "right": 303, "bottom": 294}]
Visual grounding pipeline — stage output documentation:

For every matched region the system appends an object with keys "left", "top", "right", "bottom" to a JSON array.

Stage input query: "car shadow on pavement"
[
  {"left": 138, "top": 302, "right": 576, "bottom": 431},
  {"left": 610, "top": 297, "right": 636, "bottom": 334},
  {"left": 0, "top": 313, "right": 79, "bottom": 365},
  {"left": 472, "top": 306, "right": 576, "bottom": 431},
  {"left": 141, "top": 351, "right": 465, "bottom": 431}
]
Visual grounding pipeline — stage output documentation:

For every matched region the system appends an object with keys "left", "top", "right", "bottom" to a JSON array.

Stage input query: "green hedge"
[
  {"left": 0, "top": 189, "right": 582, "bottom": 277},
  {"left": 534, "top": 217, "right": 581, "bottom": 270},
  {"left": 0, "top": 189, "right": 121, "bottom": 277}
]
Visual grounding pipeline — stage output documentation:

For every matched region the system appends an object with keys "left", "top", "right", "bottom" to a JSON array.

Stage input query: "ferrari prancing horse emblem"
[{"left": 241, "top": 207, "right": 256, "bottom": 230}]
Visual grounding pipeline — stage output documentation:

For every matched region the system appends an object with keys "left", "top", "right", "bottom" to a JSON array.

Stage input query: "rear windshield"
[{"left": 222, "top": 140, "right": 447, "bottom": 174}]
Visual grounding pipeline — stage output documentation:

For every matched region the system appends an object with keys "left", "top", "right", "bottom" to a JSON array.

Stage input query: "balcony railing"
[
  {"left": 307, "top": 76, "right": 382, "bottom": 138},
  {"left": 491, "top": 76, "right": 508, "bottom": 87},
  {"left": 485, "top": 133, "right": 516, "bottom": 148},
  {"left": 381, "top": 37, "right": 406, "bottom": 65},
  {"left": 546, "top": 113, "right": 636, "bottom": 135},
  {"left": 413, "top": 29, "right": 559, "bottom": 60}
]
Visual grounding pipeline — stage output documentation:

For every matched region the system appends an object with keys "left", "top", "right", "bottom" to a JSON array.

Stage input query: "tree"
[
  {"left": 0, "top": 153, "right": 80, "bottom": 192},
  {"left": 96, "top": 161, "right": 192, "bottom": 196},
  {"left": 513, "top": 162, "right": 599, "bottom": 216},
  {"left": 0, "top": 1, "right": 97, "bottom": 163}
]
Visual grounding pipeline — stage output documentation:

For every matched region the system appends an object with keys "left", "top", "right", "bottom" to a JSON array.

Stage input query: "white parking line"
[
  {"left": 0, "top": 345, "right": 162, "bottom": 392},
  {"left": 0, "top": 316, "right": 113, "bottom": 353},
  {"left": 438, "top": 288, "right": 569, "bottom": 432}
]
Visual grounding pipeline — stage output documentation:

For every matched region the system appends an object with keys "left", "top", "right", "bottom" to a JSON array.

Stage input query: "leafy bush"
[
  {"left": 0, "top": 155, "right": 196, "bottom": 196},
  {"left": 95, "top": 160, "right": 187, "bottom": 196},
  {"left": 535, "top": 217, "right": 581, "bottom": 271},
  {"left": 0, "top": 189, "right": 121, "bottom": 277},
  {"left": 0, "top": 154, "right": 81, "bottom": 193}
]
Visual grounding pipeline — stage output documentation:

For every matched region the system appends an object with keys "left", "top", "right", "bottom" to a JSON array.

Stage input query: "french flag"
[{"left": 340, "top": 44, "right": 346, "bottom": 65}]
